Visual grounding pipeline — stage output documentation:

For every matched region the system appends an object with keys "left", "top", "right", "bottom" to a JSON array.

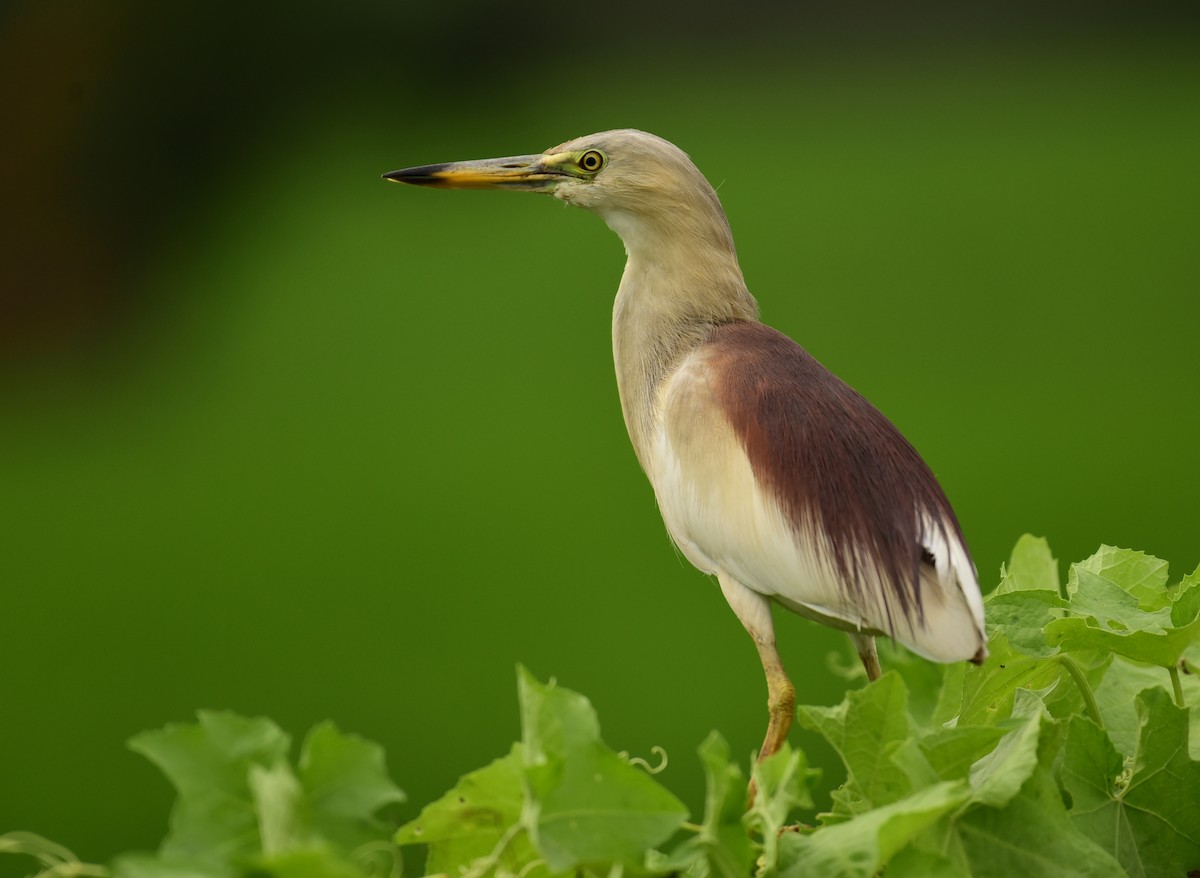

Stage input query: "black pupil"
[{"left": 583, "top": 152, "right": 599, "bottom": 169}]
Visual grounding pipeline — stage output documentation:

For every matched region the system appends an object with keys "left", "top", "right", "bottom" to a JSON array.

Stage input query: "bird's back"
[{"left": 647, "top": 320, "right": 986, "bottom": 663}]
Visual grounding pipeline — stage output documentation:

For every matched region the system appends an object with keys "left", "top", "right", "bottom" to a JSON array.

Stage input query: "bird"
[{"left": 383, "top": 129, "right": 987, "bottom": 763}]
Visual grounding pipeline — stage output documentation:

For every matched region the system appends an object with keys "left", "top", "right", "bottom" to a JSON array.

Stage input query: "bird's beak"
[{"left": 382, "top": 154, "right": 564, "bottom": 191}]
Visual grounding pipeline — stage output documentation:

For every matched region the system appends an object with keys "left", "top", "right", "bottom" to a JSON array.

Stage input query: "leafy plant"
[
  {"left": 5, "top": 538, "right": 1198, "bottom": 878},
  {"left": 3, "top": 714, "right": 408, "bottom": 878}
]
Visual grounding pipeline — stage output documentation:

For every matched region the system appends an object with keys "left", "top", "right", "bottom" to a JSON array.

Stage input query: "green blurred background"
[{"left": 2, "top": 0, "right": 1197, "bottom": 867}]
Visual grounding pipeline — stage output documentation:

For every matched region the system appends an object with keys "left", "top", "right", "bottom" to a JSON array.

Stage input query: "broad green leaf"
[
  {"left": 1173, "top": 577, "right": 1200, "bottom": 631},
  {"left": 1066, "top": 568, "right": 1172, "bottom": 633},
  {"left": 984, "top": 578, "right": 1064, "bottom": 658},
  {"left": 884, "top": 843, "right": 971, "bottom": 878},
  {"left": 874, "top": 640, "right": 949, "bottom": 727},
  {"left": 1063, "top": 688, "right": 1200, "bottom": 878},
  {"left": 955, "top": 765, "right": 1124, "bottom": 878},
  {"left": 1046, "top": 586, "right": 1200, "bottom": 668},
  {"left": 887, "top": 737, "right": 941, "bottom": 791},
  {"left": 776, "top": 781, "right": 970, "bottom": 878},
  {"left": 888, "top": 844, "right": 969, "bottom": 878},
  {"left": 965, "top": 690, "right": 1043, "bottom": 808},
  {"left": 995, "top": 534, "right": 1060, "bottom": 596},
  {"left": 1092, "top": 655, "right": 1200, "bottom": 759},
  {"left": 1069, "top": 545, "right": 1171, "bottom": 611},
  {"left": 957, "top": 634, "right": 1061, "bottom": 727},
  {"left": 298, "top": 722, "right": 405, "bottom": 851},
  {"left": 930, "top": 661, "right": 968, "bottom": 727},
  {"left": 125, "top": 713, "right": 402, "bottom": 878},
  {"left": 795, "top": 672, "right": 911, "bottom": 816},
  {"left": 1046, "top": 548, "right": 1200, "bottom": 667},
  {"left": 918, "top": 726, "right": 1008, "bottom": 782},
  {"left": 395, "top": 746, "right": 549, "bottom": 878},
  {"left": 128, "top": 711, "right": 291, "bottom": 868},
  {"left": 516, "top": 667, "right": 688, "bottom": 872}
]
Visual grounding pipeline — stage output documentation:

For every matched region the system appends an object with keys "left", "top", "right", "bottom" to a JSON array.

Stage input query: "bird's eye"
[{"left": 578, "top": 149, "right": 606, "bottom": 172}]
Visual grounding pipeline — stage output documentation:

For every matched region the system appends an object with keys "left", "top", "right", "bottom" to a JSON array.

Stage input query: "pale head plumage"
[{"left": 542, "top": 130, "right": 737, "bottom": 256}]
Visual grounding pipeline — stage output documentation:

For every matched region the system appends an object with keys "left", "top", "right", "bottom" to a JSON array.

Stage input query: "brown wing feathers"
[{"left": 710, "top": 320, "right": 969, "bottom": 635}]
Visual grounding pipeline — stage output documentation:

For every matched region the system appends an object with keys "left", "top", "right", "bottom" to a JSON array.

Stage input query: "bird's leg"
[
  {"left": 850, "top": 632, "right": 882, "bottom": 681},
  {"left": 753, "top": 637, "right": 797, "bottom": 762},
  {"left": 717, "top": 573, "right": 796, "bottom": 762}
]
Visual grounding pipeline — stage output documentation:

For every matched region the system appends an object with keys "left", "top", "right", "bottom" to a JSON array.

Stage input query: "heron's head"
[{"left": 384, "top": 129, "right": 728, "bottom": 248}]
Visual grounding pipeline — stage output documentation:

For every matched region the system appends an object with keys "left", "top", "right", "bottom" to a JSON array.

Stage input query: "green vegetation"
[{"left": 5, "top": 537, "right": 1198, "bottom": 878}]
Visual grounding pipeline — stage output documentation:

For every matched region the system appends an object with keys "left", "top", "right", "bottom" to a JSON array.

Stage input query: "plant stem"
[
  {"left": 1168, "top": 664, "right": 1185, "bottom": 708},
  {"left": 1058, "top": 655, "right": 1103, "bottom": 727}
]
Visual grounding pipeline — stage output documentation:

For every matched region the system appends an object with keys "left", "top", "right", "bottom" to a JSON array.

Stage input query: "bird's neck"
[{"left": 609, "top": 218, "right": 759, "bottom": 472}]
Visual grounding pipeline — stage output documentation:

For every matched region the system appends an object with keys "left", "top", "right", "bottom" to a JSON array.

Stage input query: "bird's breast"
[{"left": 645, "top": 344, "right": 869, "bottom": 630}]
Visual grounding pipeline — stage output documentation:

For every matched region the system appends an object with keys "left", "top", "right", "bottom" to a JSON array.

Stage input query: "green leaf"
[
  {"left": 125, "top": 713, "right": 402, "bottom": 878},
  {"left": 884, "top": 844, "right": 972, "bottom": 878},
  {"left": 776, "top": 781, "right": 971, "bottom": 878},
  {"left": 874, "top": 640, "right": 951, "bottom": 727},
  {"left": 250, "top": 762, "right": 307, "bottom": 856},
  {"left": 954, "top": 764, "right": 1125, "bottom": 878},
  {"left": 1066, "top": 568, "right": 1171, "bottom": 633},
  {"left": 983, "top": 589, "right": 1064, "bottom": 658},
  {"left": 918, "top": 726, "right": 1009, "bottom": 783},
  {"left": 516, "top": 667, "right": 688, "bottom": 872},
  {"left": 395, "top": 746, "right": 549, "bottom": 878},
  {"left": 1173, "top": 577, "right": 1200, "bottom": 632},
  {"left": 1045, "top": 548, "right": 1200, "bottom": 667},
  {"left": 128, "top": 711, "right": 292, "bottom": 868},
  {"left": 298, "top": 722, "right": 405, "bottom": 851},
  {"left": 966, "top": 690, "right": 1044, "bottom": 808},
  {"left": 745, "top": 744, "right": 818, "bottom": 875},
  {"left": 1092, "top": 655, "right": 1200, "bottom": 759},
  {"left": 794, "top": 672, "right": 912, "bottom": 816},
  {"left": 1063, "top": 688, "right": 1200, "bottom": 878},
  {"left": 995, "top": 535, "right": 1061, "bottom": 596},
  {"left": 648, "top": 733, "right": 755, "bottom": 878},
  {"left": 1069, "top": 545, "right": 1171, "bottom": 611},
  {"left": 694, "top": 732, "right": 754, "bottom": 878},
  {"left": 957, "top": 634, "right": 1061, "bottom": 727},
  {"left": 930, "top": 661, "right": 969, "bottom": 727}
]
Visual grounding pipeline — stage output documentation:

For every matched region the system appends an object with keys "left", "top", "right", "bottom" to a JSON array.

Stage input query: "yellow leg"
[
  {"left": 851, "top": 632, "right": 882, "bottom": 681},
  {"left": 716, "top": 573, "right": 796, "bottom": 762},
  {"left": 753, "top": 638, "right": 797, "bottom": 761}
]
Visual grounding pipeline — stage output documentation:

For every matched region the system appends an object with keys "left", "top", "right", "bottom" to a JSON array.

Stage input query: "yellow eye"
[{"left": 578, "top": 149, "right": 606, "bottom": 172}]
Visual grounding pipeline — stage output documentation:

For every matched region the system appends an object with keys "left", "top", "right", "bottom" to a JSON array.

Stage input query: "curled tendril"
[
  {"left": 0, "top": 833, "right": 108, "bottom": 878},
  {"left": 349, "top": 841, "right": 403, "bottom": 878},
  {"left": 825, "top": 648, "right": 867, "bottom": 681},
  {"left": 619, "top": 745, "right": 668, "bottom": 775}
]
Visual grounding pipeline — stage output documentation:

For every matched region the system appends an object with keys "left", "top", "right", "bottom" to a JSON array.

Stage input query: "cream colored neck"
[{"left": 610, "top": 230, "right": 758, "bottom": 472}]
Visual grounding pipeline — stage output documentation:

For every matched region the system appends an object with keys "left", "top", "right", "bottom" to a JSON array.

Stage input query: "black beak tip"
[{"left": 382, "top": 164, "right": 447, "bottom": 185}]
